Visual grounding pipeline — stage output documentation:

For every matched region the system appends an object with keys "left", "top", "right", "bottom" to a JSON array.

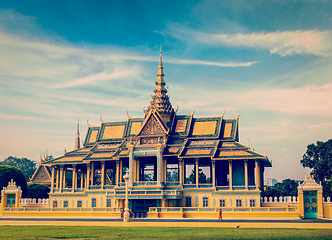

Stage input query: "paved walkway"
[{"left": 1, "top": 218, "right": 332, "bottom": 228}]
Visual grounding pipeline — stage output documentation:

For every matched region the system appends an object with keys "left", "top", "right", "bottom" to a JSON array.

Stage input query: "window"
[
  {"left": 236, "top": 199, "right": 242, "bottom": 207},
  {"left": 77, "top": 200, "right": 82, "bottom": 208},
  {"left": 91, "top": 198, "right": 96, "bottom": 208},
  {"left": 185, "top": 161, "right": 195, "bottom": 184},
  {"left": 53, "top": 200, "right": 58, "bottom": 208},
  {"left": 250, "top": 199, "right": 255, "bottom": 207},
  {"left": 199, "top": 161, "right": 211, "bottom": 184},
  {"left": 63, "top": 200, "right": 68, "bottom": 208},
  {"left": 106, "top": 199, "right": 112, "bottom": 207},
  {"left": 166, "top": 164, "right": 179, "bottom": 182},
  {"left": 219, "top": 199, "right": 225, "bottom": 207},
  {"left": 185, "top": 196, "right": 192, "bottom": 207},
  {"left": 203, "top": 197, "right": 208, "bottom": 207}
]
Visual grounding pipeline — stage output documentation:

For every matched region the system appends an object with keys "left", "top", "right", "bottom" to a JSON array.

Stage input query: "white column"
[
  {"left": 212, "top": 160, "right": 216, "bottom": 187},
  {"left": 244, "top": 160, "right": 248, "bottom": 190},
  {"left": 51, "top": 166, "right": 55, "bottom": 192},
  {"left": 72, "top": 165, "right": 76, "bottom": 192},
  {"left": 101, "top": 161, "right": 105, "bottom": 189},
  {"left": 195, "top": 158, "right": 199, "bottom": 187},
  {"left": 228, "top": 160, "right": 233, "bottom": 190}
]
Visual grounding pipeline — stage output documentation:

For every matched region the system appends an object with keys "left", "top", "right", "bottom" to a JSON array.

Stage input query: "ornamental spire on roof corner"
[{"left": 144, "top": 48, "right": 174, "bottom": 128}]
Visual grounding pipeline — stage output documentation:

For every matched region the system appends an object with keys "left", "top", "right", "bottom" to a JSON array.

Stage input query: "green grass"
[{"left": 0, "top": 226, "right": 331, "bottom": 240}]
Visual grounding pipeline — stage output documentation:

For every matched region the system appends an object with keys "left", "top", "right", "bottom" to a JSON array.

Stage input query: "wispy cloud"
[
  {"left": 0, "top": 113, "right": 57, "bottom": 121},
  {"left": 166, "top": 58, "right": 257, "bottom": 67},
  {"left": 197, "top": 30, "right": 332, "bottom": 57},
  {"left": 305, "top": 122, "right": 332, "bottom": 130},
  {"left": 52, "top": 70, "right": 132, "bottom": 88}
]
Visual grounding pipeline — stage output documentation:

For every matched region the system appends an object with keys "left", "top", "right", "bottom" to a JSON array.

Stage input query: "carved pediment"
[
  {"left": 140, "top": 114, "right": 165, "bottom": 136},
  {"left": 32, "top": 166, "right": 50, "bottom": 181}
]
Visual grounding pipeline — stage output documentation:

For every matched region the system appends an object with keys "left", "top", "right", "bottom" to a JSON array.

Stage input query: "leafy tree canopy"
[
  {"left": 27, "top": 184, "right": 50, "bottom": 199},
  {"left": 263, "top": 179, "right": 301, "bottom": 198},
  {"left": 0, "top": 156, "right": 37, "bottom": 181},
  {"left": 0, "top": 165, "right": 28, "bottom": 197},
  {"left": 300, "top": 139, "right": 332, "bottom": 184},
  {"left": 186, "top": 169, "right": 210, "bottom": 184}
]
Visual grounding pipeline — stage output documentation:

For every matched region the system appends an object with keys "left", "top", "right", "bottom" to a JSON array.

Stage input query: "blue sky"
[{"left": 0, "top": 0, "right": 331, "bottom": 181}]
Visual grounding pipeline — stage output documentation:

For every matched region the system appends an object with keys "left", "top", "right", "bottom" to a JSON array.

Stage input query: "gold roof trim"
[{"left": 100, "top": 115, "right": 105, "bottom": 123}]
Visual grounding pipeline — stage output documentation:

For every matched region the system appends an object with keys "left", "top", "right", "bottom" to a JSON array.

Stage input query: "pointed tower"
[
  {"left": 145, "top": 48, "right": 174, "bottom": 128},
  {"left": 74, "top": 120, "right": 80, "bottom": 150}
]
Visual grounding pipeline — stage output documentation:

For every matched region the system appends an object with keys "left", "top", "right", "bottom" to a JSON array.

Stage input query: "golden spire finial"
[
  {"left": 247, "top": 139, "right": 250, "bottom": 148},
  {"left": 159, "top": 44, "right": 162, "bottom": 66},
  {"left": 75, "top": 120, "right": 81, "bottom": 150}
]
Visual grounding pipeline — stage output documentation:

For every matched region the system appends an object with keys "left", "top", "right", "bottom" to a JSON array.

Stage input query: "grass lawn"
[{"left": 0, "top": 226, "right": 331, "bottom": 239}]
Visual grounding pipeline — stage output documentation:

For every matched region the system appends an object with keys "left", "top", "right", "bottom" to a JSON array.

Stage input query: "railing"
[
  {"left": 4, "top": 207, "right": 123, "bottom": 213},
  {"left": 89, "top": 186, "right": 101, "bottom": 190},
  {"left": 216, "top": 186, "right": 230, "bottom": 191},
  {"left": 133, "top": 181, "right": 158, "bottom": 186},
  {"left": 149, "top": 206, "right": 298, "bottom": 213},
  {"left": 198, "top": 184, "right": 213, "bottom": 188},
  {"left": 324, "top": 197, "right": 332, "bottom": 203},
  {"left": 165, "top": 181, "right": 180, "bottom": 186},
  {"left": 62, "top": 188, "right": 73, "bottom": 192},
  {"left": 19, "top": 198, "right": 49, "bottom": 205},
  {"left": 183, "top": 184, "right": 196, "bottom": 188},
  {"left": 114, "top": 189, "right": 181, "bottom": 196},
  {"left": 261, "top": 196, "right": 298, "bottom": 203},
  {"left": 75, "top": 188, "right": 85, "bottom": 192}
]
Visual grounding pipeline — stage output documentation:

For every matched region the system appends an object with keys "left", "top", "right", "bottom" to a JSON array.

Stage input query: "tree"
[
  {"left": 301, "top": 139, "right": 332, "bottom": 198},
  {"left": 0, "top": 165, "right": 28, "bottom": 197},
  {"left": 0, "top": 156, "right": 37, "bottom": 181},
  {"left": 27, "top": 184, "right": 50, "bottom": 199},
  {"left": 301, "top": 139, "right": 332, "bottom": 184},
  {"left": 186, "top": 169, "right": 207, "bottom": 184},
  {"left": 263, "top": 179, "right": 300, "bottom": 198}
]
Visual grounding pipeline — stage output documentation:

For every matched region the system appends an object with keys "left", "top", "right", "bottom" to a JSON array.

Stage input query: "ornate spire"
[
  {"left": 74, "top": 120, "right": 80, "bottom": 150},
  {"left": 144, "top": 48, "right": 174, "bottom": 127}
]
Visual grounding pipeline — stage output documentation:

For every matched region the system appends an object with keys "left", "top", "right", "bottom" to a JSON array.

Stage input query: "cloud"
[
  {"left": 171, "top": 82, "right": 332, "bottom": 117},
  {"left": 0, "top": 113, "right": 57, "bottom": 121},
  {"left": 166, "top": 58, "right": 257, "bottom": 67},
  {"left": 305, "top": 122, "right": 332, "bottom": 130},
  {"left": 197, "top": 30, "right": 332, "bottom": 57},
  {"left": 52, "top": 70, "right": 132, "bottom": 88},
  {"left": 231, "top": 83, "right": 332, "bottom": 116}
]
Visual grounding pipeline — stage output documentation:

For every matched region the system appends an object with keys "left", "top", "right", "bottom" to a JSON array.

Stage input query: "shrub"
[
  {"left": 27, "top": 184, "right": 50, "bottom": 199},
  {"left": 0, "top": 165, "right": 28, "bottom": 197}
]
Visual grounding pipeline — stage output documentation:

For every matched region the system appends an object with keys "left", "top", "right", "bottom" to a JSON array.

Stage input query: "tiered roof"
[{"left": 44, "top": 51, "right": 271, "bottom": 168}]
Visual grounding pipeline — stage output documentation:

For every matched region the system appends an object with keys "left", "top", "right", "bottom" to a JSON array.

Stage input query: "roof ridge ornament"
[
  {"left": 191, "top": 106, "right": 196, "bottom": 116},
  {"left": 100, "top": 115, "right": 105, "bottom": 123},
  {"left": 220, "top": 107, "right": 225, "bottom": 118},
  {"left": 127, "top": 110, "right": 133, "bottom": 119},
  {"left": 236, "top": 109, "right": 241, "bottom": 119},
  {"left": 175, "top": 105, "right": 179, "bottom": 114},
  {"left": 87, "top": 119, "right": 91, "bottom": 127}
]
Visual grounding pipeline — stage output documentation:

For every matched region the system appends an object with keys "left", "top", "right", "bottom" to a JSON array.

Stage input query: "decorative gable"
[
  {"left": 33, "top": 166, "right": 50, "bottom": 181},
  {"left": 140, "top": 114, "right": 166, "bottom": 136}
]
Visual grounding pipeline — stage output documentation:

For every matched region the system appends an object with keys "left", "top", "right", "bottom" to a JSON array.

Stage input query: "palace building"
[{"left": 29, "top": 51, "right": 272, "bottom": 216}]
